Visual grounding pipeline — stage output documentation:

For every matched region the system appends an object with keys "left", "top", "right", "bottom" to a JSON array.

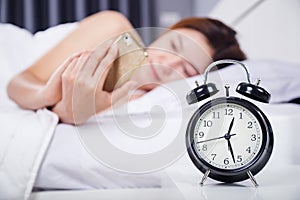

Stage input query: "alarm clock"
[{"left": 186, "top": 59, "right": 274, "bottom": 186}]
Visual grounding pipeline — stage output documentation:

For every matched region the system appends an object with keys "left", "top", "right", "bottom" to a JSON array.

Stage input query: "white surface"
[
  {"left": 30, "top": 164, "right": 300, "bottom": 200},
  {"left": 166, "top": 164, "right": 300, "bottom": 200}
]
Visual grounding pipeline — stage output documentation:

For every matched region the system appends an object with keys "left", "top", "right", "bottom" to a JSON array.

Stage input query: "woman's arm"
[
  {"left": 7, "top": 10, "right": 134, "bottom": 110},
  {"left": 52, "top": 41, "right": 137, "bottom": 124},
  {"left": 6, "top": 56, "right": 73, "bottom": 109}
]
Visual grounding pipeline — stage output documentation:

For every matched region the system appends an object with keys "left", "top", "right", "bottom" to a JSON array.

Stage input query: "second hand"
[{"left": 197, "top": 133, "right": 237, "bottom": 144}]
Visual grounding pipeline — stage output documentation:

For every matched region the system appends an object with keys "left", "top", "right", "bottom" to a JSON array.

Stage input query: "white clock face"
[{"left": 193, "top": 102, "right": 263, "bottom": 170}]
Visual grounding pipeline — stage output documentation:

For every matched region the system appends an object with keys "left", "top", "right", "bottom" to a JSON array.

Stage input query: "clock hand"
[
  {"left": 227, "top": 117, "right": 235, "bottom": 135},
  {"left": 197, "top": 133, "right": 236, "bottom": 144},
  {"left": 225, "top": 117, "right": 236, "bottom": 163},
  {"left": 198, "top": 117, "right": 236, "bottom": 144},
  {"left": 227, "top": 138, "right": 236, "bottom": 163}
]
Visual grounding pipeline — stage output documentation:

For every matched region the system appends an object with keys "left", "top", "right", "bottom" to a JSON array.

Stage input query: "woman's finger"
[
  {"left": 51, "top": 52, "right": 81, "bottom": 78},
  {"left": 81, "top": 39, "right": 113, "bottom": 77},
  {"left": 93, "top": 42, "right": 118, "bottom": 86},
  {"left": 110, "top": 81, "right": 138, "bottom": 107},
  {"left": 61, "top": 58, "right": 79, "bottom": 103},
  {"left": 71, "top": 51, "right": 91, "bottom": 77},
  {"left": 62, "top": 57, "right": 79, "bottom": 84}
]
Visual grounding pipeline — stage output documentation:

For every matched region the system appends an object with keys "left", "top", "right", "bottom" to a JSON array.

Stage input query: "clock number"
[
  {"left": 213, "top": 112, "right": 220, "bottom": 119},
  {"left": 247, "top": 121, "right": 253, "bottom": 128},
  {"left": 246, "top": 146, "right": 251, "bottom": 153},
  {"left": 203, "top": 120, "right": 213, "bottom": 127},
  {"left": 198, "top": 131, "right": 204, "bottom": 138},
  {"left": 224, "top": 158, "right": 229, "bottom": 165},
  {"left": 211, "top": 153, "right": 217, "bottom": 160},
  {"left": 251, "top": 134, "right": 257, "bottom": 141},
  {"left": 202, "top": 144, "right": 207, "bottom": 151},
  {"left": 225, "top": 108, "right": 233, "bottom": 116},
  {"left": 237, "top": 155, "right": 243, "bottom": 162},
  {"left": 239, "top": 112, "right": 243, "bottom": 119}
]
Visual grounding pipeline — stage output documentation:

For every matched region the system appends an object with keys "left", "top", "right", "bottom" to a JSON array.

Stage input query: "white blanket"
[
  {"left": 1, "top": 22, "right": 300, "bottom": 199},
  {"left": 0, "top": 23, "right": 75, "bottom": 200},
  {"left": 0, "top": 107, "right": 58, "bottom": 200}
]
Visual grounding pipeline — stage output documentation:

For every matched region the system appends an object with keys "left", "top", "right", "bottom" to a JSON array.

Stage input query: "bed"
[{"left": 1, "top": 8, "right": 300, "bottom": 200}]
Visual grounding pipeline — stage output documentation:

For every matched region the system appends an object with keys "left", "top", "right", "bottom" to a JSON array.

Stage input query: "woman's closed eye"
[
  {"left": 171, "top": 40, "right": 178, "bottom": 52},
  {"left": 170, "top": 35, "right": 182, "bottom": 52}
]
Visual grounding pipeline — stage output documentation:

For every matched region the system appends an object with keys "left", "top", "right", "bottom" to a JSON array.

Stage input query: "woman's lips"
[{"left": 150, "top": 62, "right": 160, "bottom": 81}]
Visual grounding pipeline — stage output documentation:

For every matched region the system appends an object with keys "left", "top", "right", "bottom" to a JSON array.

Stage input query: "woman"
[{"left": 7, "top": 10, "right": 246, "bottom": 124}]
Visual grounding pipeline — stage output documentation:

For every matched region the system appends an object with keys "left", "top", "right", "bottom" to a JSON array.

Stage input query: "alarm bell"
[
  {"left": 186, "top": 59, "right": 271, "bottom": 104},
  {"left": 186, "top": 83, "right": 219, "bottom": 104},
  {"left": 236, "top": 82, "right": 270, "bottom": 103}
]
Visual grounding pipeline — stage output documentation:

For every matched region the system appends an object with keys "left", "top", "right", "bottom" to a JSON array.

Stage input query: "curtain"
[{"left": 0, "top": 0, "right": 156, "bottom": 33}]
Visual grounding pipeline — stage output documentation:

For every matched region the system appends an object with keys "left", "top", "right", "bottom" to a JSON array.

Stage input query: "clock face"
[
  {"left": 187, "top": 97, "right": 273, "bottom": 183},
  {"left": 192, "top": 101, "right": 263, "bottom": 170}
]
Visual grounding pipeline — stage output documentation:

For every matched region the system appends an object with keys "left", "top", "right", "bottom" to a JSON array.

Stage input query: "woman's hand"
[
  {"left": 52, "top": 40, "right": 137, "bottom": 125},
  {"left": 6, "top": 53, "right": 82, "bottom": 110},
  {"left": 38, "top": 52, "right": 83, "bottom": 107}
]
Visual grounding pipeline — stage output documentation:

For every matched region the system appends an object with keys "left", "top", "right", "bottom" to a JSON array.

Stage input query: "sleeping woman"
[{"left": 6, "top": 10, "right": 246, "bottom": 125}]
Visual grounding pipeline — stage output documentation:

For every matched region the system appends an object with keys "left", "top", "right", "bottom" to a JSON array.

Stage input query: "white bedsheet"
[
  {"left": 1, "top": 22, "right": 300, "bottom": 199},
  {"left": 34, "top": 122, "right": 162, "bottom": 190}
]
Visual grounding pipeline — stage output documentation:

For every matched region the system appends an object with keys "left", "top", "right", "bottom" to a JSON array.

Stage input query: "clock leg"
[
  {"left": 200, "top": 169, "right": 211, "bottom": 186},
  {"left": 247, "top": 170, "right": 259, "bottom": 187}
]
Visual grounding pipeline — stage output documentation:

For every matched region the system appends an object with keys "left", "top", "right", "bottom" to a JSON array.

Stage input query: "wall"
[
  {"left": 206, "top": 0, "right": 300, "bottom": 63},
  {"left": 154, "top": 0, "right": 194, "bottom": 28}
]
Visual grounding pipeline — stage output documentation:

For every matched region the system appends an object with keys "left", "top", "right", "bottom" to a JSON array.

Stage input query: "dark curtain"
[{"left": 0, "top": 0, "right": 156, "bottom": 33}]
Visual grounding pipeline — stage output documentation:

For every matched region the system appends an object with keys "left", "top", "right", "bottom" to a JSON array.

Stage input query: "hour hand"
[
  {"left": 227, "top": 117, "right": 235, "bottom": 134},
  {"left": 226, "top": 117, "right": 236, "bottom": 163}
]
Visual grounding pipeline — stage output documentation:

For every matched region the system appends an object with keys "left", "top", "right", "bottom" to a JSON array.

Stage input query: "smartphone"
[{"left": 103, "top": 32, "right": 148, "bottom": 92}]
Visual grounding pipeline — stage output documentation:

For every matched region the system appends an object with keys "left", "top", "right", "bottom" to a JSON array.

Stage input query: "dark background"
[
  {"left": 0, "top": 0, "right": 219, "bottom": 45},
  {"left": 0, "top": 0, "right": 157, "bottom": 33}
]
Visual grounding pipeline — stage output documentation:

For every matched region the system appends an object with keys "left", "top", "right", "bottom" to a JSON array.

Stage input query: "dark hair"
[{"left": 170, "top": 17, "right": 246, "bottom": 69}]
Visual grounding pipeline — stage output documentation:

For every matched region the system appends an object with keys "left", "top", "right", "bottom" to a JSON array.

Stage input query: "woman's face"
[{"left": 131, "top": 28, "right": 214, "bottom": 90}]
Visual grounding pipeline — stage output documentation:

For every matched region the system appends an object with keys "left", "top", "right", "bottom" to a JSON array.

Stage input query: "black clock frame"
[{"left": 186, "top": 97, "right": 274, "bottom": 183}]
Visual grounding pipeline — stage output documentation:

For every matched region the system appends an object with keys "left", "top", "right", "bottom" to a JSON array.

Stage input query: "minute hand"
[
  {"left": 197, "top": 133, "right": 236, "bottom": 144},
  {"left": 227, "top": 139, "right": 236, "bottom": 163},
  {"left": 226, "top": 117, "right": 236, "bottom": 163}
]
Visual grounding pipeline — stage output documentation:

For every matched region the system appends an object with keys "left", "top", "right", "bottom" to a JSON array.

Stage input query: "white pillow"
[
  {"left": 0, "top": 24, "right": 33, "bottom": 106},
  {"left": 216, "top": 59, "right": 300, "bottom": 103},
  {"left": 0, "top": 22, "right": 77, "bottom": 107}
]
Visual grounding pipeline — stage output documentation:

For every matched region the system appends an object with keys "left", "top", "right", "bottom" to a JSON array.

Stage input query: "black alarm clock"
[{"left": 186, "top": 59, "right": 274, "bottom": 186}]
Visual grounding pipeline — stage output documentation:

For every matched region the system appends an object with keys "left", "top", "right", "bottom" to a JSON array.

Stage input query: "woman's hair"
[{"left": 170, "top": 17, "right": 246, "bottom": 69}]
